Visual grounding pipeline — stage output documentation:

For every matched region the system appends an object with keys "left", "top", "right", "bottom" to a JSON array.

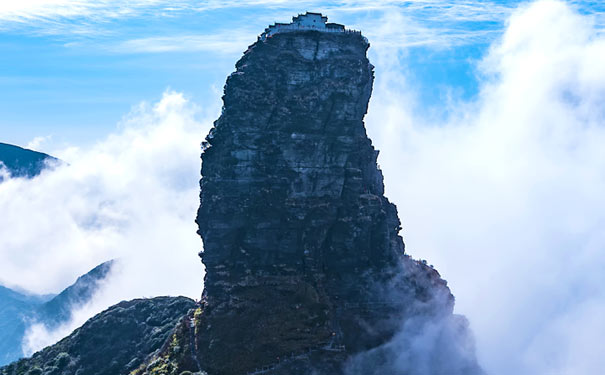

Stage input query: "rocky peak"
[
  {"left": 136, "top": 17, "right": 483, "bottom": 375},
  {"left": 198, "top": 30, "right": 382, "bottom": 295}
]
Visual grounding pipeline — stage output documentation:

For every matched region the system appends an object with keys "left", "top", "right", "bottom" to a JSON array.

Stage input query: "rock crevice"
[
  {"left": 188, "top": 28, "right": 482, "bottom": 375},
  {"left": 133, "top": 23, "right": 483, "bottom": 375}
]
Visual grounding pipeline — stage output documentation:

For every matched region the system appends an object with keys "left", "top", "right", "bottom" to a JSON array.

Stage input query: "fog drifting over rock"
[
  {"left": 0, "top": 92, "right": 209, "bottom": 353},
  {"left": 365, "top": 1, "right": 605, "bottom": 374},
  {"left": 0, "top": 1, "right": 603, "bottom": 373}
]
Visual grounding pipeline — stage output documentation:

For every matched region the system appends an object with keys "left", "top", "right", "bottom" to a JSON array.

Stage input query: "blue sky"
[
  {"left": 0, "top": 0, "right": 541, "bottom": 147},
  {"left": 2, "top": 1, "right": 605, "bottom": 374},
  {"left": 5, "top": 0, "right": 602, "bottom": 148}
]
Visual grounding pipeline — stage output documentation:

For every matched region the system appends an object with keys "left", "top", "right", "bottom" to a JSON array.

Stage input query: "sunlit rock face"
[{"left": 190, "top": 24, "right": 483, "bottom": 375}]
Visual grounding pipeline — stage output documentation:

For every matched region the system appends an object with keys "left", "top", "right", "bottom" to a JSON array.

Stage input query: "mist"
[
  {"left": 1, "top": 0, "right": 604, "bottom": 373},
  {"left": 363, "top": 1, "right": 605, "bottom": 374},
  {"left": 0, "top": 91, "right": 211, "bottom": 354}
]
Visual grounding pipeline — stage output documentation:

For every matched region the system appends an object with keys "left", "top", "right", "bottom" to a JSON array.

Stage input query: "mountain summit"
[
  {"left": 145, "top": 13, "right": 483, "bottom": 375},
  {"left": 1, "top": 14, "right": 483, "bottom": 375}
]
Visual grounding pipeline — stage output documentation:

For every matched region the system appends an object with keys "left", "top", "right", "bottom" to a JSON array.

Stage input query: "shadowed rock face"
[
  {"left": 0, "top": 297, "right": 195, "bottom": 375},
  {"left": 1, "top": 23, "right": 483, "bottom": 375},
  {"left": 189, "top": 28, "right": 483, "bottom": 375}
]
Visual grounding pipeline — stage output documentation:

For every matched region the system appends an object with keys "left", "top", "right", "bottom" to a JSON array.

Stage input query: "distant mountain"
[
  {"left": 0, "top": 287, "right": 54, "bottom": 366},
  {"left": 35, "top": 260, "right": 114, "bottom": 328},
  {"left": 0, "top": 143, "right": 57, "bottom": 179},
  {"left": 0, "top": 297, "right": 195, "bottom": 375},
  {"left": 0, "top": 261, "right": 115, "bottom": 366},
  {"left": 1, "top": 14, "right": 486, "bottom": 375}
]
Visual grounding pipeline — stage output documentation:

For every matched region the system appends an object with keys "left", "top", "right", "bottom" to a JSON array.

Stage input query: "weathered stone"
[
  {"left": 135, "top": 17, "right": 483, "bottom": 375},
  {"left": 187, "top": 26, "right": 482, "bottom": 375}
]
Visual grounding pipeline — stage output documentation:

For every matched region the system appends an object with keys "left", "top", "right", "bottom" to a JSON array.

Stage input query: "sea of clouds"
[
  {"left": 1, "top": 0, "right": 604, "bottom": 374},
  {"left": 0, "top": 92, "right": 210, "bottom": 354},
  {"left": 365, "top": 1, "right": 605, "bottom": 374}
]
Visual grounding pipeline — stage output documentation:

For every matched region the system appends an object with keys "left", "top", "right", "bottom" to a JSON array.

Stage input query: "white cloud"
[
  {"left": 0, "top": 0, "right": 178, "bottom": 23},
  {"left": 0, "top": 0, "right": 517, "bottom": 49},
  {"left": 22, "top": 323, "right": 71, "bottom": 357},
  {"left": 0, "top": 91, "right": 213, "bottom": 353},
  {"left": 110, "top": 32, "right": 254, "bottom": 55},
  {"left": 25, "top": 136, "right": 52, "bottom": 151},
  {"left": 0, "top": 0, "right": 196, "bottom": 35},
  {"left": 363, "top": 0, "right": 605, "bottom": 374},
  {"left": 5, "top": 0, "right": 605, "bottom": 371}
]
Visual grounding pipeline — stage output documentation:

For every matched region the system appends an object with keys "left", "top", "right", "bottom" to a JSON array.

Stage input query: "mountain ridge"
[
  {"left": 0, "top": 261, "right": 115, "bottom": 366},
  {"left": 0, "top": 297, "right": 195, "bottom": 375}
]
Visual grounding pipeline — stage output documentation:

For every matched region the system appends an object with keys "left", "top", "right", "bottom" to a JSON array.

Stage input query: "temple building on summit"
[{"left": 260, "top": 12, "right": 349, "bottom": 41}]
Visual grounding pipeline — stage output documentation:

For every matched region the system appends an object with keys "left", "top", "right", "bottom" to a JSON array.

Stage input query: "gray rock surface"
[
  {"left": 189, "top": 26, "right": 482, "bottom": 374},
  {"left": 6, "top": 18, "right": 484, "bottom": 375}
]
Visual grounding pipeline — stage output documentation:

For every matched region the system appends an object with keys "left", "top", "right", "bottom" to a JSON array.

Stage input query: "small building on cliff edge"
[{"left": 260, "top": 12, "right": 349, "bottom": 41}]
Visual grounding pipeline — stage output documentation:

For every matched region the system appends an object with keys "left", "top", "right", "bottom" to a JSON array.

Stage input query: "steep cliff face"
[
  {"left": 135, "top": 21, "right": 483, "bottom": 375},
  {"left": 185, "top": 27, "right": 482, "bottom": 375}
]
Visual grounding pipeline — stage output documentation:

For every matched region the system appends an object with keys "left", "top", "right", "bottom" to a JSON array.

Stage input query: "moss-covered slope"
[{"left": 0, "top": 297, "right": 195, "bottom": 375}]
